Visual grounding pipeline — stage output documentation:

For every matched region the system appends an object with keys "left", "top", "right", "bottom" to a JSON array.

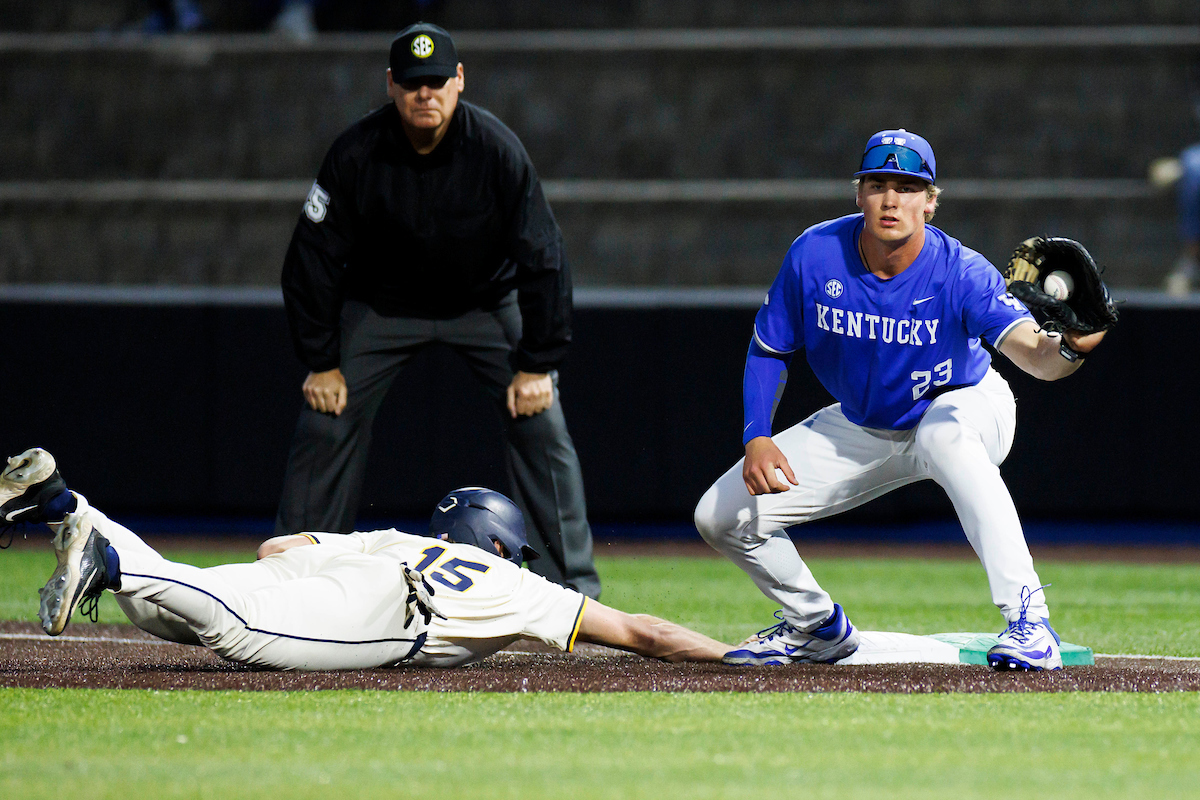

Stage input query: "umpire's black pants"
[{"left": 275, "top": 296, "right": 601, "bottom": 598}]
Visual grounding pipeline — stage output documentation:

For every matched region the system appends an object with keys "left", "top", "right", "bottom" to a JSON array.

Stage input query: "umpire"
[{"left": 276, "top": 23, "right": 600, "bottom": 598}]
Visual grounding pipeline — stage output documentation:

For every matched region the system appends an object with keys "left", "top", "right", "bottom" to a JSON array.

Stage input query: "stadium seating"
[{"left": 0, "top": 2, "right": 1196, "bottom": 287}]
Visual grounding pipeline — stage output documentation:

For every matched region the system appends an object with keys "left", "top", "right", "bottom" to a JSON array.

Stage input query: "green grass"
[
  {"left": 2, "top": 690, "right": 1200, "bottom": 799},
  {"left": 2, "top": 546, "right": 1199, "bottom": 798},
  {"left": 4, "top": 548, "right": 1200, "bottom": 654},
  {"left": 593, "top": 553, "right": 1200, "bottom": 656}
]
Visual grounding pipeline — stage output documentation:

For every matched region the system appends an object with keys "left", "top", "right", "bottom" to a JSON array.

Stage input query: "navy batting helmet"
[{"left": 428, "top": 487, "right": 539, "bottom": 566}]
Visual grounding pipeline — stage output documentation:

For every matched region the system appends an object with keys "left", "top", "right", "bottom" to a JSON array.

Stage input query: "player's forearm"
[
  {"left": 998, "top": 321, "right": 1083, "bottom": 381},
  {"left": 743, "top": 340, "right": 790, "bottom": 443},
  {"left": 256, "top": 531, "right": 365, "bottom": 560},
  {"left": 577, "top": 603, "right": 729, "bottom": 662},
  {"left": 627, "top": 615, "right": 729, "bottom": 663},
  {"left": 1012, "top": 335, "right": 1082, "bottom": 381}
]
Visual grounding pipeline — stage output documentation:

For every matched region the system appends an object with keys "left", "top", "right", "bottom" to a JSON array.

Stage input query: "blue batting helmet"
[
  {"left": 428, "top": 487, "right": 539, "bottom": 566},
  {"left": 854, "top": 129, "right": 937, "bottom": 184}
]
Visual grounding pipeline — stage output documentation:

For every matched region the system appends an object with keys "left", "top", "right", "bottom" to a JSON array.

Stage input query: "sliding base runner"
[{"left": 832, "top": 631, "right": 1093, "bottom": 666}]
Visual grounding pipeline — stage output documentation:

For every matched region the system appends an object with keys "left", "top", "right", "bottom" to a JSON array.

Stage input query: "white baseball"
[{"left": 1043, "top": 270, "right": 1074, "bottom": 301}]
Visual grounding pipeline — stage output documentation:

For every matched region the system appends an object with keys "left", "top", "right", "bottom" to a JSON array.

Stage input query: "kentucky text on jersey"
[
  {"left": 813, "top": 303, "right": 940, "bottom": 345},
  {"left": 753, "top": 214, "right": 1032, "bottom": 431}
]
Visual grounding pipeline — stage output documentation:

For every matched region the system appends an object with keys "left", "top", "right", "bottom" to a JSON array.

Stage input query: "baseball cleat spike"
[
  {"left": 1, "top": 448, "right": 71, "bottom": 529},
  {"left": 1, "top": 448, "right": 56, "bottom": 489},
  {"left": 38, "top": 503, "right": 112, "bottom": 636}
]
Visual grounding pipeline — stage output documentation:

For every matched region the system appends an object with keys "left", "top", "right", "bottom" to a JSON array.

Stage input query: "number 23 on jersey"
[{"left": 911, "top": 358, "right": 953, "bottom": 400}]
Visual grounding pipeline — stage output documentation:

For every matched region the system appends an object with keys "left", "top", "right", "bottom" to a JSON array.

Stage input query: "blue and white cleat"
[
  {"left": 987, "top": 586, "right": 1063, "bottom": 672},
  {"left": 724, "top": 604, "right": 860, "bottom": 665}
]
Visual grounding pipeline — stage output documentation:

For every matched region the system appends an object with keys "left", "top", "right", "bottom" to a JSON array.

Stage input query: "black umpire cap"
[{"left": 390, "top": 23, "right": 460, "bottom": 82}]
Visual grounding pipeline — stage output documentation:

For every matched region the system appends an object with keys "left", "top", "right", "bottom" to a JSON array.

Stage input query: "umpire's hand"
[
  {"left": 303, "top": 368, "right": 348, "bottom": 416},
  {"left": 507, "top": 371, "right": 554, "bottom": 418}
]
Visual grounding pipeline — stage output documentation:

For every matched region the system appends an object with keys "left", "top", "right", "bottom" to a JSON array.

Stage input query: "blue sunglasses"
[{"left": 858, "top": 144, "right": 933, "bottom": 180}]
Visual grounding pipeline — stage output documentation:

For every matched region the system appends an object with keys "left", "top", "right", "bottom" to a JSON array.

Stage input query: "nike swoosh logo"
[
  {"left": 4, "top": 504, "right": 36, "bottom": 522},
  {"left": 782, "top": 644, "right": 817, "bottom": 655},
  {"left": 913, "top": 296, "right": 935, "bottom": 305}
]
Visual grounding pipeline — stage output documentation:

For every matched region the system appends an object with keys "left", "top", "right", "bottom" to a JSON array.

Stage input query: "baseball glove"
[{"left": 1003, "top": 237, "right": 1119, "bottom": 334}]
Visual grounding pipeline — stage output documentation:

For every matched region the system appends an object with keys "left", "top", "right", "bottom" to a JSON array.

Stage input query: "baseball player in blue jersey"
[
  {"left": 1166, "top": 141, "right": 1200, "bottom": 295},
  {"left": 694, "top": 129, "right": 1107, "bottom": 671}
]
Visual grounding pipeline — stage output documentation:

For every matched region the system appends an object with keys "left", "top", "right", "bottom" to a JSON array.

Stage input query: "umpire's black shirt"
[{"left": 282, "top": 100, "right": 572, "bottom": 374}]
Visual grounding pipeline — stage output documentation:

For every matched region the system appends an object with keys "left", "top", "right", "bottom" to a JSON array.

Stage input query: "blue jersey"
[
  {"left": 1178, "top": 142, "right": 1200, "bottom": 241},
  {"left": 753, "top": 214, "right": 1032, "bottom": 430}
]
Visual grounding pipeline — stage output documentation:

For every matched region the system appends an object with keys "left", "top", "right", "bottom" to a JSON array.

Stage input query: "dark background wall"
[
  {"left": 3, "top": 0, "right": 1199, "bottom": 32},
  {"left": 2, "top": 6, "right": 1199, "bottom": 541},
  {"left": 2, "top": 300, "right": 1194, "bottom": 526}
]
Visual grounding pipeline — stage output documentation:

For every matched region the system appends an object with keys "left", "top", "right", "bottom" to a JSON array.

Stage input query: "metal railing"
[
  {"left": 0, "top": 178, "right": 1160, "bottom": 203},
  {"left": 1, "top": 26, "right": 1199, "bottom": 55}
]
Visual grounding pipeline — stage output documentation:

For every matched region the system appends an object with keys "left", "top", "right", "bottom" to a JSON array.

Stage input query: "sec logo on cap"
[{"left": 411, "top": 35, "right": 434, "bottom": 58}]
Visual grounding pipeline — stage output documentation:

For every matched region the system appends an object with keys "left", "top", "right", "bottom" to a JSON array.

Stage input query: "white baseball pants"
[
  {"left": 694, "top": 368, "right": 1048, "bottom": 628},
  {"left": 78, "top": 502, "right": 426, "bottom": 670}
]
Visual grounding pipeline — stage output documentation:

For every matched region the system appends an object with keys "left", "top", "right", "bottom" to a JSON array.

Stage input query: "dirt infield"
[
  {"left": 2, "top": 621, "right": 1197, "bottom": 693},
  {"left": 4, "top": 539, "right": 1198, "bottom": 693}
]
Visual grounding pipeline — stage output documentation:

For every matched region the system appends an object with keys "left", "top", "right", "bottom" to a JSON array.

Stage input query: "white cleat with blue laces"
[
  {"left": 987, "top": 586, "right": 1063, "bottom": 672},
  {"left": 724, "top": 604, "right": 860, "bottom": 665}
]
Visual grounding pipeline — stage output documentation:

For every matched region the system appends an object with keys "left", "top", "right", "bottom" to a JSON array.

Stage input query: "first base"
[{"left": 834, "top": 631, "right": 1094, "bottom": 666}]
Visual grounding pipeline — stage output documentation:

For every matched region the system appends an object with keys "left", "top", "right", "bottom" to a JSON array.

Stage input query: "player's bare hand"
[
  {"left": 743, "top": 436, "right": 798, "bottom": 495},
  {"left": 256, "top": 534, "right": 314, "bottom": 560},
  {"left": 507, "top": 371, "right": 553, "bottom": 418},
  {"left": 303, "top": 368, "right": 348, "bottom": 416},
  {"left": 1063, "top": 328, "right": 1106, "bottom": 355}
]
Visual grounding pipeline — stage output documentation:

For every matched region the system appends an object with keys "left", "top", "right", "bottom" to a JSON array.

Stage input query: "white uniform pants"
[
  {"left": 83, "top": 504, "right": 427, "bottom": 670},
  {"left": 694, "top": 369, "right": 1047, "bottom": 628}
]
